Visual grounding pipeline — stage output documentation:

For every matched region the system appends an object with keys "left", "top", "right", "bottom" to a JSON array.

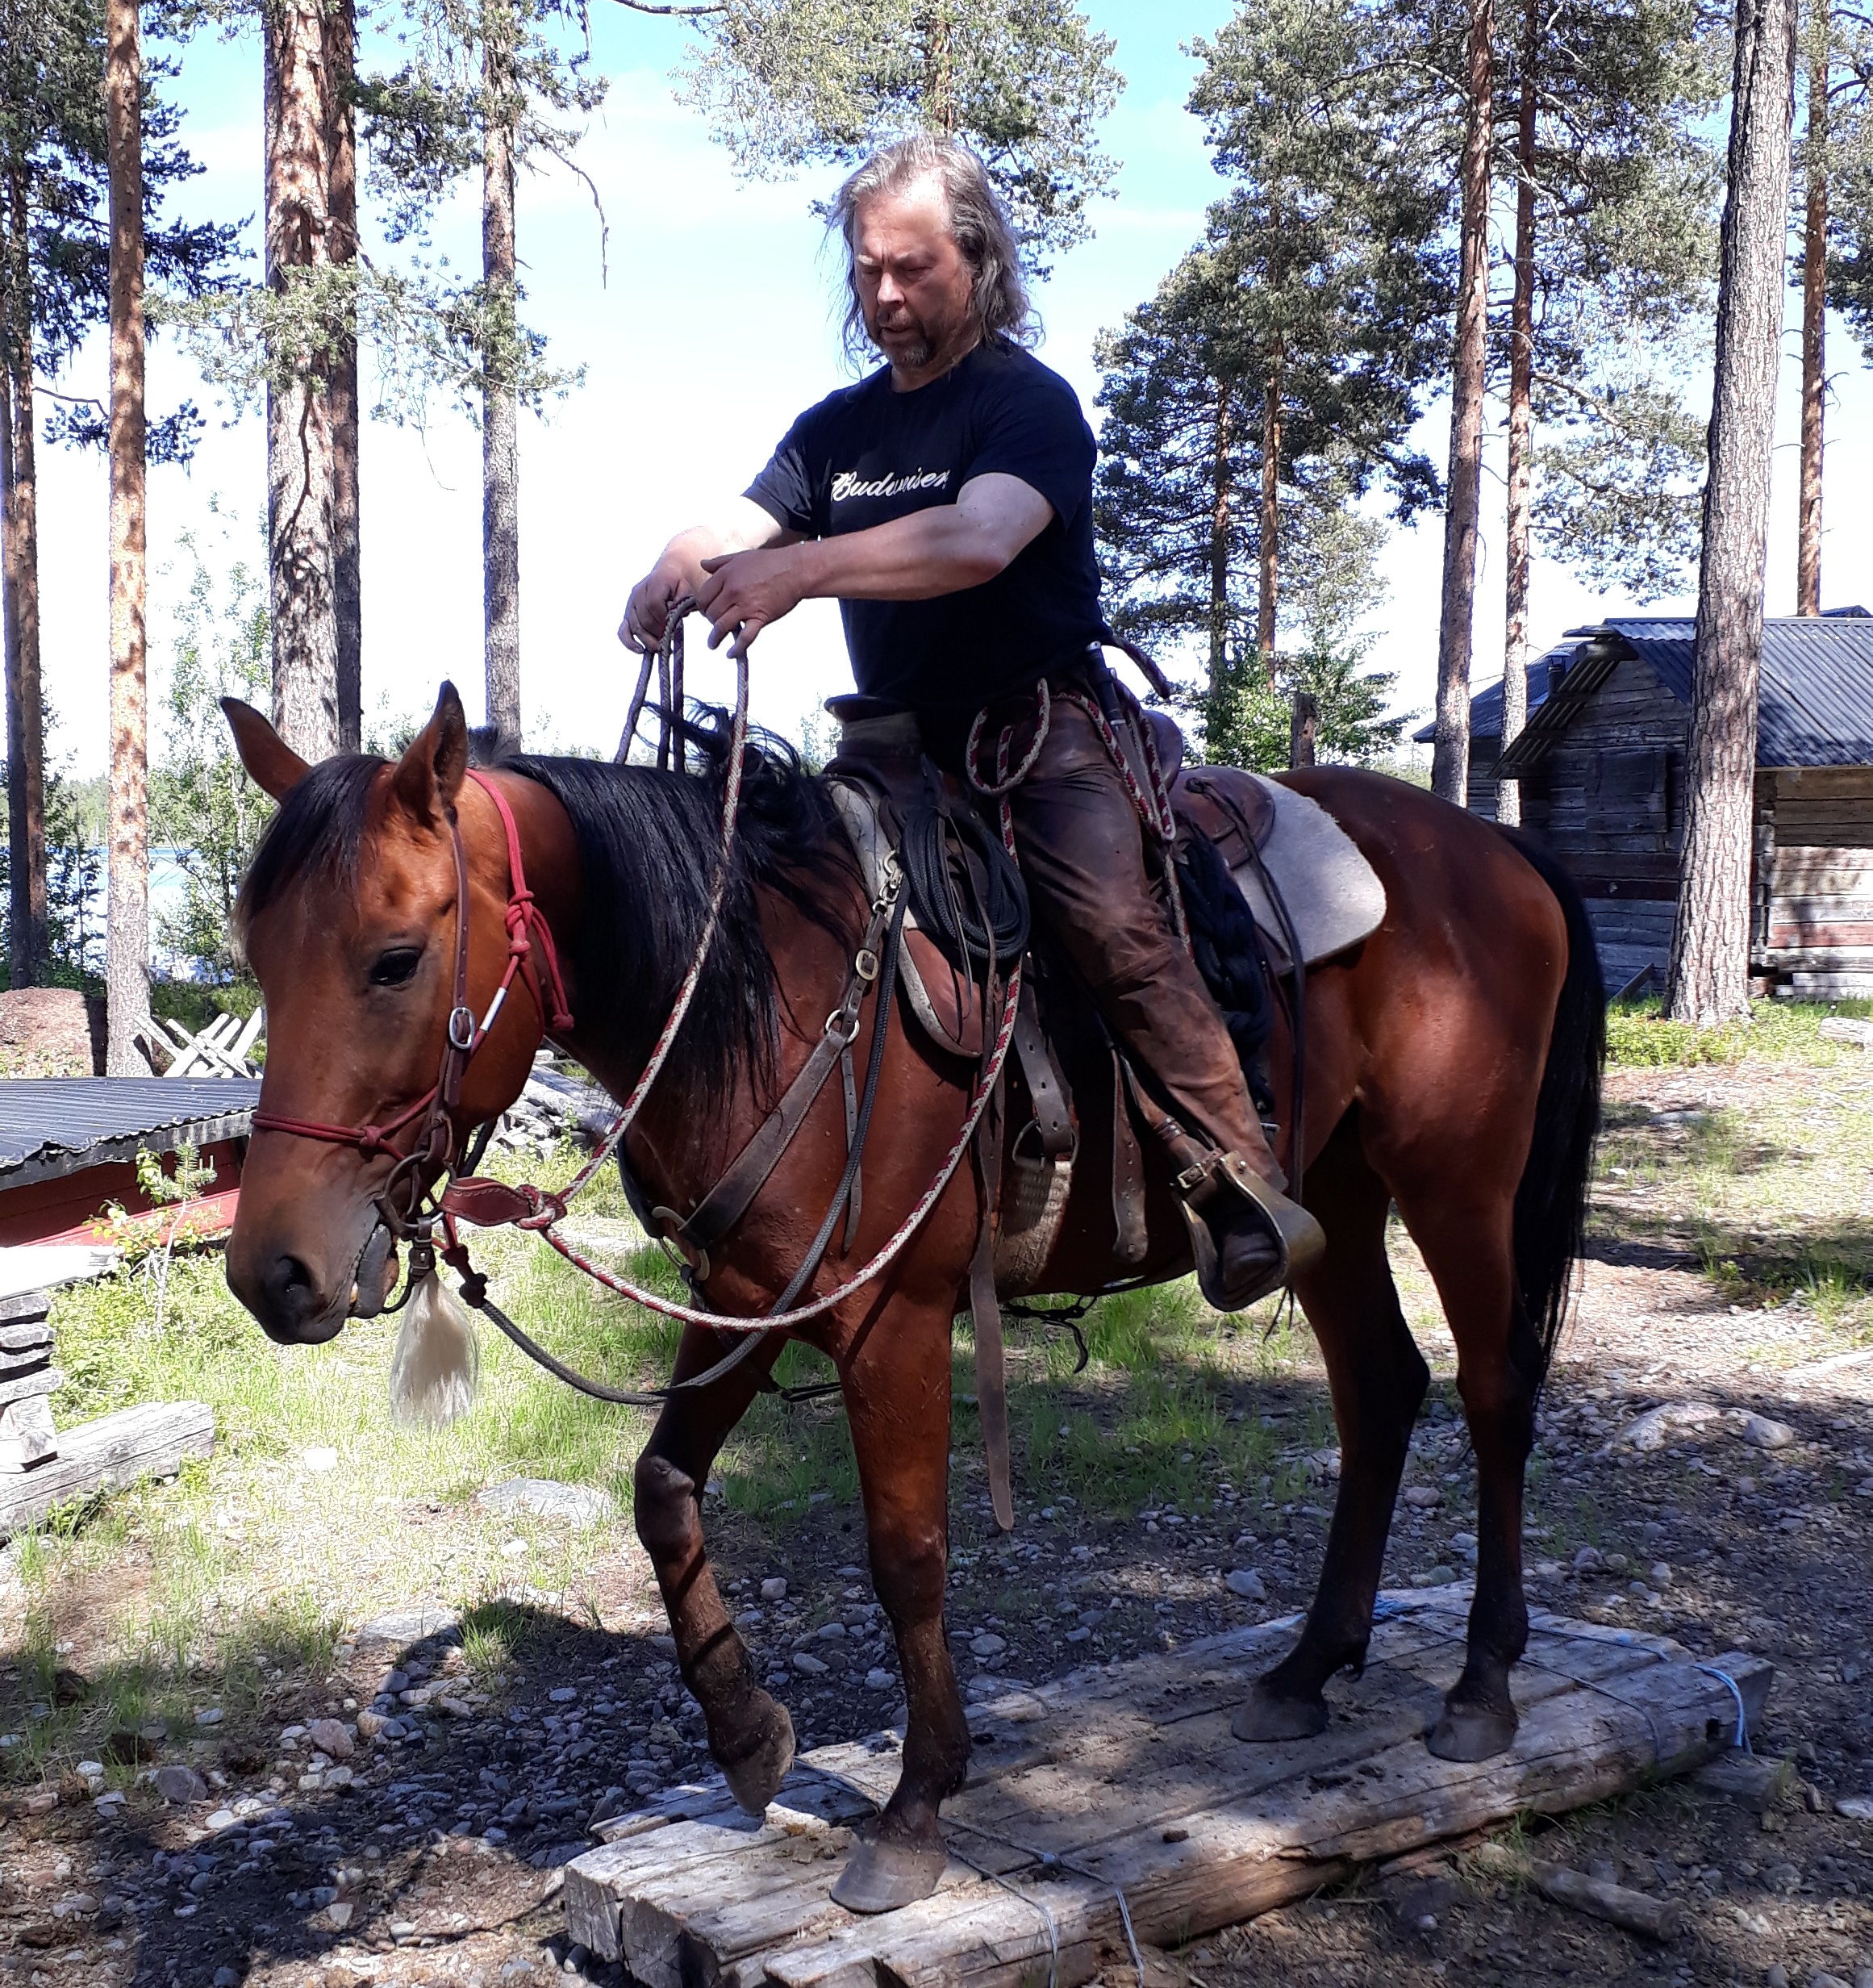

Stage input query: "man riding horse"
[{"left": 623, "top": 134, "right": 1324, "bottom": 1312}]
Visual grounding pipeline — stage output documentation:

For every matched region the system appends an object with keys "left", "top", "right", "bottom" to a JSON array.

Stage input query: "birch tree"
[{"left": 1666, "top": 0, "right": 1799, "bottom": 1027}]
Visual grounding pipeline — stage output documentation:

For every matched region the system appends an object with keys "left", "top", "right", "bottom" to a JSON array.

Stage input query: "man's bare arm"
[
  {"left": 695, "top": 474, "right": 1053, "bottom": 660},
  {"left": 620, "top": 496, "right": 799, "bottom": 653}
]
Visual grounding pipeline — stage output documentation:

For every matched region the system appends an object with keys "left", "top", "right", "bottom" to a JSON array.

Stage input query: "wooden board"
[
  {"left": 563, "top": 1594, "right": 1773, "bottom": 1988},
  {"left": 0, "top": 1401, "right": 214, "bottom": 1538}
]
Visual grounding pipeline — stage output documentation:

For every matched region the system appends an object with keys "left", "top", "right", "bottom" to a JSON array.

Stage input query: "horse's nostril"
[
  {"left": 270, "top": 1254, "right": 315, "bottom": 1303},
  {"left": 255, "top": 1252, "right": 324, "bottom": 1334}
]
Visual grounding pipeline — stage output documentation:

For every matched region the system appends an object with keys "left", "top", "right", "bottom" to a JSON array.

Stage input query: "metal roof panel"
[
  {"left": 0, "top": 1080, "right": 261, "bottom": 1188},
  {"left": 1426, "top": 612, "right": 1873, "bottom": 770}
]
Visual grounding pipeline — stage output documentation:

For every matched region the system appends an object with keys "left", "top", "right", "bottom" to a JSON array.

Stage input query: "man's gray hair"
[{"left": 830, "top": 135, "right": 1036, "bottom": 362}]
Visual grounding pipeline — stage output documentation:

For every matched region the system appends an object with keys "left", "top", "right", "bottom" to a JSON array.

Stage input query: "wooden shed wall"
[
  {"left": 1512, "top": 658, "right": 1687, "bottom": 994},
  {"left": 1458, "top": 652, "right": 1873, "bottom": 996},
  {"left": 1757, "top": 766, "right": 1873, "bottom": 997}
]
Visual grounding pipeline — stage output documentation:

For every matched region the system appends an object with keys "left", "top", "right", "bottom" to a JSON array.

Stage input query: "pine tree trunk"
[
  {"left": 1796, "top": 9, "right": 1826, "bottom": 617},
  {"left": 482, "top": 17, "right": 521, "bottom": 755},
  {"left": 1208, "top": 377, "right": 1232, "bottom": 703},
  {"left": 2, "top": 365, "right": 27, "bottom": 985},
  {"left": 3, "top": 168, "right": 45, "bottom": 986},
  {"left": 1499, "top": 0, "right": 1537, "bottom": 829},
  {"left": 1258, "top": 355, "right": 1281, "bottom": 679},
  {"left": 1665, "top": 0, "right": 1798, "bottom": 1028},
  {"left": 1432, "top": 0, "right": 1494, "bottom": 808},
  {"left": 106, "top": 0, "right": 149, "bottom": 1073},
  {"left": 328, "top": 0, "right": 361, "bottom": 746},
  {"left": 264, "top": 0, "right": 339, "bottom": 762}
]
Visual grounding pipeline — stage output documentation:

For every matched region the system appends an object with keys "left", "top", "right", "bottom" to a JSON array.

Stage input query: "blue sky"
[{"left": 29, "top": 0, "right": 1873, "bottom": 775}]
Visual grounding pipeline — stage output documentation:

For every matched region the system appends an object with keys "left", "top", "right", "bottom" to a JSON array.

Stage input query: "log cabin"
[{"left": 1414, "top": 609, "right": 1873, "bottom": 997}]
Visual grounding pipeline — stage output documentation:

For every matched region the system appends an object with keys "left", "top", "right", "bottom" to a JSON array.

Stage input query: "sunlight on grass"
[{"left": 1605, "top": 994, "right": 1873, "bottom": 1068}]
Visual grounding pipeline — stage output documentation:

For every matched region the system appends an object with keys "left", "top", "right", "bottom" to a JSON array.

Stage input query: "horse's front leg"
[
  {"left": 633, "top": 1324, "right": 796, "bottom": 1815},
  {"left": 828, "top": 1293, "right": 969, "bottom": 1915}
]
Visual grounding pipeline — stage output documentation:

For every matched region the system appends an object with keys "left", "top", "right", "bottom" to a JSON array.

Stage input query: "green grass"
[
  {"left": 0, "top": 1138, "right": 1349, "bottom": 1789},
  {"left": 1604, "top": 994, "right": 1873, "bottom": 1068}
]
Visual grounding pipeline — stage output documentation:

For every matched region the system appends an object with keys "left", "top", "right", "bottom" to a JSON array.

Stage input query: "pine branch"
[{"left": 607, "top": 0, "right": 725, "bottom": 13}]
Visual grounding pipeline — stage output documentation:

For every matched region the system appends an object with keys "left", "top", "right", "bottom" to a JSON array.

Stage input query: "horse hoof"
[
  {"left": 1232, "top": 1686, "right": 1329, "bottom": 1744},
  {"left": 1426, "top": 1701, "right": 1517, "bottom": 1763},
  {"left": 831, "top": 1835, "right": 949, "bottom": 1915},
  {"left": 718, "top": 1694, "right": 795, "bottom": 1816}
]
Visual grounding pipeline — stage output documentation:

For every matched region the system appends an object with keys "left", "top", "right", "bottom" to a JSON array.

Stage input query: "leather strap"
[
  {"left": 838, "top": 1039, "right": 861, "bottom": 1253},
  {"left": 1011, "top": 979, "right": 1074, "bottom": 1162},
  {"left": 662, "top": 887, "right": 896, "bottom": 1272},
  {"left": 668, "top": 1020, "right": 850, "bottom": 1273},
  {"left": 1110, "top": 1049, "right": 1149, "bottom": 1268},
  {"left": 970, "top": 1079, "right": 1015, "bottom": 1533}
]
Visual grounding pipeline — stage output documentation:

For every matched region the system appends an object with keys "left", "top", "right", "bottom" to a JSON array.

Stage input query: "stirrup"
[{"left": 1174, "top": 1151, "right": 1325, "bottom": 1311}]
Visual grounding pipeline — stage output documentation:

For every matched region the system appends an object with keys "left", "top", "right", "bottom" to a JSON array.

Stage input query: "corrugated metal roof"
[
  {"left": 1411, "top": 648, "right": 1566, "bottom": 743},
  {"left": 0, "top": 1080, "right": 260, "bottom": 1188},
  {"left": 1419, "top": 610, "right": 1873, "bottom": 769}
]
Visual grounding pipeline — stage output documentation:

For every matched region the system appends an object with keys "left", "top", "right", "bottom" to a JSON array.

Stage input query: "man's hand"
[
  {"left": 620, "top": 556, "right": 690, "bottom": 655},
  {"left": 697, "top": 547, "right": 807, "bottom": 662},
  {"left": 619, "top": 500, "right": 798, "bottom": 655}
]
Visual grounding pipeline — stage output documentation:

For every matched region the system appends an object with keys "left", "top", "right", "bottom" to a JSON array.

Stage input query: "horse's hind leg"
[
  {"left": 827, "top": 1295, "right": 970, "bottom": 1915},
  {"left": 1394, "top": 1180, "right": 1533, "bottom": 1762},
  {"left": 634, "top": 1325, "right": 796, "bottom": 1816},
  {"left": 1234, "top": 1113, "right": 1430, "bottom": 1742}
]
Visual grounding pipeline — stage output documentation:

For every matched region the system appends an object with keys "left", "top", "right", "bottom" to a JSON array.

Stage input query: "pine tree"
[
  {"left": 0, "top": 0, "right": 229, "bottom": 989},
  {"left": 1666, "top": 0, "right": 1800, "bottom": 1027},
  {"left": 105, "top": 0, "right": 146, "bottom": 1071},
  {"left": 675, "top": 0, "right": 1122, "bottom": 273},
  {"left": 1190, "top": 0, "right": 1720, "bottom": 812},
  {"left": 1092, "top": 217, "right": 1437, "bottom": 736},
  {"left": 1495, "top": 0, "right": 1718, "bottom": 820},
  {"left": 1792, "top": 0, "right": 1873, "bottom": 612},
  {"left": 360, "top": 0, "right": 604, "bottom": 751}
]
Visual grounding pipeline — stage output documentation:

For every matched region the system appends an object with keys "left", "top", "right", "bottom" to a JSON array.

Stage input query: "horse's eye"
[{"left": 369, "top": 947, "right": 423, "bottom": 988}]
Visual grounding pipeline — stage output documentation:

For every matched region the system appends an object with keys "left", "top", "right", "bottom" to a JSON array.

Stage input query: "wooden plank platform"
[{"left": 564, "top": 1591, "right": 1774, "bottom": 1988}]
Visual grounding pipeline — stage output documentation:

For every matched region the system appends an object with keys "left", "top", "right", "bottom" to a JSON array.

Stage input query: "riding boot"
[
  {"left": 998, "top": 690, "right": 1325, "bottom": 1310},
  {"left": 1125, "top": 1087, "right": 1324, "bottom": 1311}
]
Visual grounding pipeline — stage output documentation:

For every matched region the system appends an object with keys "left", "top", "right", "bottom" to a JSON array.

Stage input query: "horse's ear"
[
  {"left": 222, "top": 698, "right": 311, "bottom": 802},
  {"left": 393, "top": 682, "right": 469, "bottom": 824}
]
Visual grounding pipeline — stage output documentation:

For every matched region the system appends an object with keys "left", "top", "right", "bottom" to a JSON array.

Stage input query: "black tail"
[{"left": 1496, "top": 828, "right": 1605, "bottom": 1396}]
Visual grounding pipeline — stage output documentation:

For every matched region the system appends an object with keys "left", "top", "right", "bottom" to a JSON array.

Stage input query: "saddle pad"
[{"left": 1227, "top": 772, "right": 1388, "bottom": 969}]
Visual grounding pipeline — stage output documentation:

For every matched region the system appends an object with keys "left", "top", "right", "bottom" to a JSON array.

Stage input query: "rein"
[{"left": 250, "top": 608, "right": 1024, "bottom": 1409}]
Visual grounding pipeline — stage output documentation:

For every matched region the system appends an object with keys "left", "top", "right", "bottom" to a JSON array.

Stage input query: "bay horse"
[{"left": 220, "top": 680, "right": 1601, "bottom": 1914}]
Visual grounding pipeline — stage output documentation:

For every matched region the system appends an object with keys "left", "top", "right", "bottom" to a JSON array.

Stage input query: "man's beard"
[{"left": 870, "top": 301, "right": 962, "bottom": 369}]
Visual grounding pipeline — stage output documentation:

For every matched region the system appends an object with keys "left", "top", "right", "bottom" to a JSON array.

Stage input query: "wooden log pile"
[
  {"left": 0, "top": 1290, "right": 60, "bottom": 1472},
  {"left": 0, "top": 1286, "right": 215, "bottom": 1539}
]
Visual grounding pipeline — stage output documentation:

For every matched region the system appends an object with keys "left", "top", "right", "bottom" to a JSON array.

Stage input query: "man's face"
[{"left": 852, "top": 178, "right": 977, "bottom": 377}]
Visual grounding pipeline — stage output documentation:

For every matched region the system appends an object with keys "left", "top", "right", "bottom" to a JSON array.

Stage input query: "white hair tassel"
[{"left": 389, "top": 1269, "right": 481, "bottom": 1426}]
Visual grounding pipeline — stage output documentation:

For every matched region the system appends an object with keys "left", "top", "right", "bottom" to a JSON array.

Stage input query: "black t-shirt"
[{"left": 745, "top": 340, "right": 1106, "bottom": 717}]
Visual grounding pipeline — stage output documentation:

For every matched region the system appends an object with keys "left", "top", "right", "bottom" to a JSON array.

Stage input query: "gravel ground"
[{"left": 4, "top": 1058, "right": 1873, "bottom": 1987}]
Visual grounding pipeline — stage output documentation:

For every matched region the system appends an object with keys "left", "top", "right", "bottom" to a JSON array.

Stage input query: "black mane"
[
  {"left": 504, "top": 740, "right": 857, "bottom": 1093},
  {"left": 235, "top": 732, "right": 858, "bottom": 1101}
]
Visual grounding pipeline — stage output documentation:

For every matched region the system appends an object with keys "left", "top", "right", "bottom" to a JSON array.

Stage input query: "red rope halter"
[{"left": 248, "top": 769, "right": 574, "bottom": 1169}]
